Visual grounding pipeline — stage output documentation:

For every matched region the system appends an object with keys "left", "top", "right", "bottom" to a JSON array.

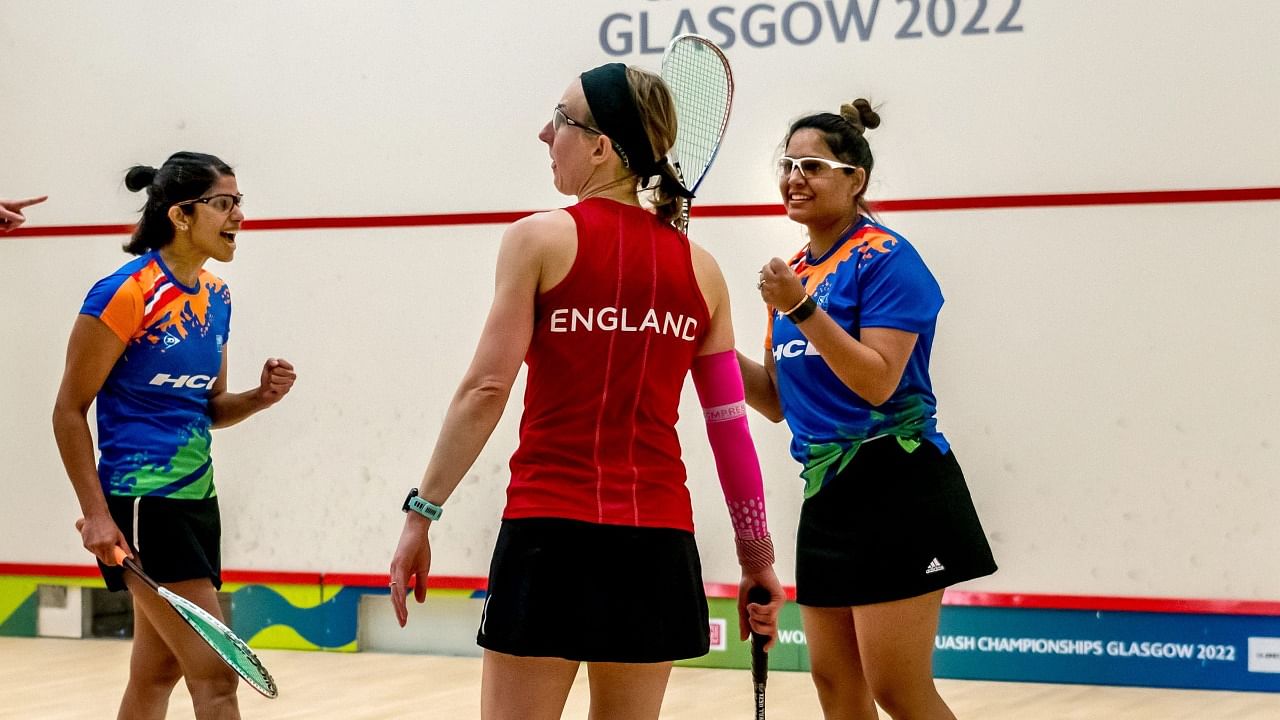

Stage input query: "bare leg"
[
  {"left": 801, "top": 605, "right": 880, "bottom": 720},
  {"left": 481, "top": 650, "right": 580, "bottom": 720},
  {"left": 116, "top": 597, "right": 184, "bottom": 720},
  {"left": 125, "top": 574, "right": 240, "bottom": 720},
  {"left": 854, "top": 590, "right": 955, "bottom": 720},
  {"left": 586, "top": 661, "right": 673, "bottom": 720}
]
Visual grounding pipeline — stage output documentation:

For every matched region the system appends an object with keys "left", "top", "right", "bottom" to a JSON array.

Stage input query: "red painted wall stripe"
[
  {"left": 5, "top": 187, "right": 1278, "bottom": 239},
  {"left": 6, "top": 563, "right": 1279, "bottom": 616},
  {"left": 323, "top": 574, "right": 489, "bottom": 592},
  {"left": 223, "top": 569, "right": 323, "bottom": 585},
  {"left": 868, "top": 186, "right": 1280, "bottom": 212},
  {"left": 0, "top": 563, "right": 104, "bottom": 579}
]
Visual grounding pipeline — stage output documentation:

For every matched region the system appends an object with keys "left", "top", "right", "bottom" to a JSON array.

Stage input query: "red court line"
[
  {"left": 0, "top": 562, "right": 103, "bottom": 579},
  {"left": 324, "top": 573, "right": 487, "bottom": 592},
  {"left": 870, "top": 186, "right": 1280, "bottom": 212},
  {"left": 244, "top": 210, "right": 536, "bottom": 231},
  {"left": 0, "top": 562, "right": 323, "bottom": 585},
  {"left": 6, "top": 187, "right": 1278, "bottom": 238},
  {"left": 7, "top": 563, "right": 1279, "bottom": 615},
  {"left": 222, "top": 569, "right": 322, "bottom": 585},
  {"left": 6, "top": 223, "right": 135, "bottom": 237}
]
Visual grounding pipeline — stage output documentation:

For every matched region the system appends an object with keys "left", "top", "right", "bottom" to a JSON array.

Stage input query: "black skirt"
[
  {"left": 478, "top": 517, "right": 709, "bottom": 662},
  {"left": 795, "top": 437, "right": 996, "bottom": 607}
]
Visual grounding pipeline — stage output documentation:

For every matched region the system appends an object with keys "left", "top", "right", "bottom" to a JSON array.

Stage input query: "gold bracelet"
[
  {"left": 785, "top": 295, "right": 818, "bottom": 324},
  {"left": 782, "top": 295, "right": 809, "bottom": 315}
]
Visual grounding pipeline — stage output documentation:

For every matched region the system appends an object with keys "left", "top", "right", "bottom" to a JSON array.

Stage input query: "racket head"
[
  {"left": 661, "top": 33, "right": 734, "bottom": 196},
  {"left": 157, "top": 587, "right": 279, "bottom": 698}
]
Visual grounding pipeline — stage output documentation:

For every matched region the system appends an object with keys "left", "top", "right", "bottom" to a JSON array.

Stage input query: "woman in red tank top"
[{"left": 388, "top": 64, "right": 784, "bottom": 718}]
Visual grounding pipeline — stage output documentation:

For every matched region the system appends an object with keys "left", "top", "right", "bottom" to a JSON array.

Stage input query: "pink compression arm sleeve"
[{"left": 691, "top": 350, "right": 775, "bottom": 570}]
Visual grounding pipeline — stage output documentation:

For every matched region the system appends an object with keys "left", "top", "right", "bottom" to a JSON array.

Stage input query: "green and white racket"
[
  {"left": 661, "top": 33, "right": 734, "bottom": 233},
  {"left": 111, "top": 546, "right": 278, "bottom": 698},
  {"left": 80, "top": 517, "right": 278, "bottom": 699}
]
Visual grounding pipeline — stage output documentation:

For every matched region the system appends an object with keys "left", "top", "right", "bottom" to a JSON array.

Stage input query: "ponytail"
[{"left": 123, "top": 151, "right": 233, "bottom": 255}]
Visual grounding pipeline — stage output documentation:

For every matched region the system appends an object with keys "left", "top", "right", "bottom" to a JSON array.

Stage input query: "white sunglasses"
[{"left": 777, "top": 156, "right": 858, "bottom": 179}]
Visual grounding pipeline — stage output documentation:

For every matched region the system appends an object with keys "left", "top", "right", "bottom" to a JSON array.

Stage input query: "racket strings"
[
  {"left": 163, "top": 588, "right": 279, "bottom": 698},
  {"left": 662, "top": 44, "right": 732, "bottom": 184}
]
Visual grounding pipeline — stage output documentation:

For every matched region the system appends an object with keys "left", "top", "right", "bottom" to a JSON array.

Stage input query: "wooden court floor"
[{"left": 4, "top": 637, "right": 1279, "bottom": 719}]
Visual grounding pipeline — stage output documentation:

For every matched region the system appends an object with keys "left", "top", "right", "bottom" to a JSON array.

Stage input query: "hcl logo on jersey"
[
  {"left": 149, "top": 373, "right": 217, "bottom": 389},
  {"left": 772, "top": 339, "right": 822, "bottom": 361}
]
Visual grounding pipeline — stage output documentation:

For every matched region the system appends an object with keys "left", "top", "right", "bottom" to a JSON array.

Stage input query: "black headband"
[{"left": 580, "top": 63, "right": 694, "bottom": 199}]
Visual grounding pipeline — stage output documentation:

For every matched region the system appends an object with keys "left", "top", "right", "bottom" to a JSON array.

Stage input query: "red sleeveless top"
[{"left": 504, "top": 198, "right": 711, "bottom": 531}]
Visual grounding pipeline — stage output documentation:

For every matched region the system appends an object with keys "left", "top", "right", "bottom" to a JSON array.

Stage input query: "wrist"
[
  {"left": 783, "top": 295, "right": 818, "bottom": 324},
  {"left": 403, "top": 512, "right": 431, "bottom": 531},
  {"left": 735, "top": 534, "right": 775, "bottom": 571},
  {"left": 402, "top": 488, "right": 444, "bottom": 521},
  {"left": 252, "top": 388, "right": 278, "bottom": 408},
  {"left": 81, "top": 508, "right": 112, "bottom": 524}
]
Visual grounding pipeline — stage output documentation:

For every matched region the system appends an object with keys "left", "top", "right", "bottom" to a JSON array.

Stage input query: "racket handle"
[{"left": 747, "top": 586, "right": 770, "bottom": 685}]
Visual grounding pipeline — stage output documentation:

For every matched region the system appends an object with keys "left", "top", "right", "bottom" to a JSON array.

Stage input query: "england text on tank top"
[
  {"left": 79, "top": 252, "right": 231, "bottom": 498},
  {"left": 505, "top": 198, "right": 710, "bottom": 530}
]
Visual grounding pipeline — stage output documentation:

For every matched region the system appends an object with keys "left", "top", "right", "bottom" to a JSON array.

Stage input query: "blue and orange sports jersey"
[
  {"left": 767, "top": 216, "right": 947, "bottom": 498},
  {"left": 80, "top": 252, "right": 231, "bottom": 498}
]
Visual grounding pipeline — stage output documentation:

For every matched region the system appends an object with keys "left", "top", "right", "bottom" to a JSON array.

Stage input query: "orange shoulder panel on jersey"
[{"left": 96, "top": 277, "right": 144, "bottom": 344}]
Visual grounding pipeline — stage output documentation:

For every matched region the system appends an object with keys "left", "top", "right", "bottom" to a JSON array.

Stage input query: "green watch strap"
[{"left": 403, "top": 488, "right": 443, "bottom": 521}]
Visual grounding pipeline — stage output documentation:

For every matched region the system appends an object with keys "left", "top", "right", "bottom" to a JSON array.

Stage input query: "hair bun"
[
  {"left": 839, "top": 99, "right": 880, "bottom": 135},
  {"left": 124, "top": 165, "right": 158, "bottom": 193}
]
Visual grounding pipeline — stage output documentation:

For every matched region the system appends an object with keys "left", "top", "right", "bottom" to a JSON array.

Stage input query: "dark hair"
[
  {"left": 123, "top": 151, "right": 234, "bottom": 255},
  {"left": 785, "top": 99, "right": 881, "bottom": 216}
]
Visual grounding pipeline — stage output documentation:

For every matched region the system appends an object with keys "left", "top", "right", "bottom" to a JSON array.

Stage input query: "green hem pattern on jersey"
[
  {"left": 795, "top": 397, "right": 935, "bottom": 497},
  {"left": 112, "top": 427, "right": 217, "bottom": 499},
  {"left": 798, "top": 432, "right": 924, "bottom": 499}
]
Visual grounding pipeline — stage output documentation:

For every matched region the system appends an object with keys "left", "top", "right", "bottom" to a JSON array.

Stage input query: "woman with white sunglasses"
[{"left": 739, "top": 100, "right": 997, "bottom": 720}]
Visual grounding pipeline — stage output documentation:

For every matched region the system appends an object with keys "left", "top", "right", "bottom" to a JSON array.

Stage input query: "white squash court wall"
[{"left": 2, "top": 1, "right": 1278, "bottom": 599}]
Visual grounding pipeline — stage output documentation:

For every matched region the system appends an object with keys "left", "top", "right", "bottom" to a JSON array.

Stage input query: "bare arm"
[
  {"left": 689, "top": 241, "right": 735, "bottom": 357},
  {"left": 206, "top": 349, "right": 296, "bottom": 429},
  {"left": 415, "top": 219, "right": 545, "bottom": 505},
  {"left": 786, "top": 315, "right": 915, "bottom": 407},
  {"left": 390, "top": 213, "right": 551, "bottom": 625},
  {"left": 759, "top": 257, "right": 916, "bottom": 406},
  {"left": 731, "top": 268, "right": 782, "bottom": 420},
  {"left": 737, "top": 349, "right": 783, "bottom": 422},
  {"left": 52, "top": 315, "right": 130, "bottom": 564}
]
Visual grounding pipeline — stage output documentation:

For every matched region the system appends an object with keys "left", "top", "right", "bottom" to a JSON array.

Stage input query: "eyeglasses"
[
  {"left": 552, "top": 104, "right": 603, "bottom": 135},
  {"left": 777, "top": 156, "right": 858, "bottom": 179},
  {"left": 174, "top": 193, "right": 244, "bottom": 214}
]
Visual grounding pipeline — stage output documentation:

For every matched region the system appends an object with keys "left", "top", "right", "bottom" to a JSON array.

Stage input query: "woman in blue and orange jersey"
[
  {"left": 739, "top": 101, "right": 997, "bottom": 720},
  {"left": 53, "top": 152, "right": 295, "bottom": 720},
  {"left": 389, "top": 64, "right": 785, "bottom": 720}
]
